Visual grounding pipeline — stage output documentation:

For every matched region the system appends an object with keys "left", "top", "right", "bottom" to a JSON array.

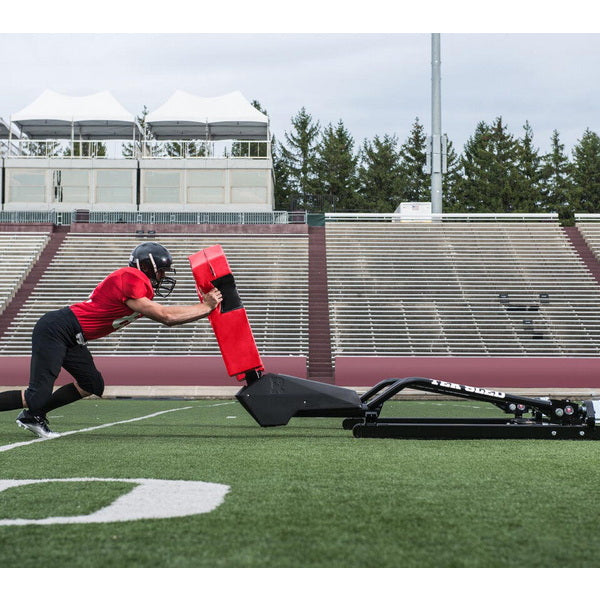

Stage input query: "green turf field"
[{"left": 1, "top": 397, "right": 599, "bottom": 568}]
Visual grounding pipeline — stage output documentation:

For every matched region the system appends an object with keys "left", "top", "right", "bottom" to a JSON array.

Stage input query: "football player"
[{"left": 0, "top": 241, "right": 222, "bottom": 438}]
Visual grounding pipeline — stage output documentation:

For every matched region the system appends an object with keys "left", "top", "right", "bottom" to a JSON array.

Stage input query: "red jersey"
[{"left": 70, "top": 267, "right": 154, "bottom": 340}]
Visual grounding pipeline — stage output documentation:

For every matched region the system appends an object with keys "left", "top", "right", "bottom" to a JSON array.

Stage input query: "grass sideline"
[{"left": 1, "top": 397, "right": 600, "bottom": 568}]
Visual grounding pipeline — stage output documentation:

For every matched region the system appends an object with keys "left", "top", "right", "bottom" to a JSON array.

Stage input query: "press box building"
[{"left": 0, "top": 90, "right": 274, "bottom": 216}]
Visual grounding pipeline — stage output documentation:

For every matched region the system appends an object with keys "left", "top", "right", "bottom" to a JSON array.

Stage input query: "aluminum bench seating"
[
  {"left": 326, "top": 222, "right": 600, "bottom": 357},
  {"left": 0, "top": 233, "right": 309, "bottom": 357}
]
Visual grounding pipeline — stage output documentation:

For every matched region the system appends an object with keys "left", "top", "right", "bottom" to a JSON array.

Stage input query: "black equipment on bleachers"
[{"left": 499, "top": 291, "right": 550, "bottom": 312}]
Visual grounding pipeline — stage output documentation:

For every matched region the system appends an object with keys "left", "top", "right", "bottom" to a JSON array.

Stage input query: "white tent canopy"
[
  {"left": 11, "top": 90, "right": 141, "bottom": 140},
  {"left": 146, "top": 90, "right": 269, "bottom": 140}
]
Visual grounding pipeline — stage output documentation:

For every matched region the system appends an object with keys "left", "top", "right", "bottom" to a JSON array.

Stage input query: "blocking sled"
[
  {"left": 189, "top": 245, "right": 264, "bottom": 381},
  {"left": 190, "top": 245, "right": 600, "bottom": 440}
]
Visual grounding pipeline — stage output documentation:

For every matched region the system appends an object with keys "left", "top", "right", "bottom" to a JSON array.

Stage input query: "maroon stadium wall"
[
  {"left": 2, "top": 355, "right": 598, "bottom": 389},
  {"left": 0, "top": 224, "right": 54, "bottom": 232},
  {"left": 0, "top": 356, "right": 306, "bottom": 387},
  {"left": 334, "top": 357, "right": 600, "bottom": 388}
]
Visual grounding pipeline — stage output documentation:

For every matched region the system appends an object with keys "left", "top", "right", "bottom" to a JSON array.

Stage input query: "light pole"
[{"left": 430, "top": 33, "right": 445, "bottom": 214}]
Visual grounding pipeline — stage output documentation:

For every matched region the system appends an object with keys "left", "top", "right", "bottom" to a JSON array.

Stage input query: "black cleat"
[{"left": 16, "top": 410, "right": 60, "bottom": 439}]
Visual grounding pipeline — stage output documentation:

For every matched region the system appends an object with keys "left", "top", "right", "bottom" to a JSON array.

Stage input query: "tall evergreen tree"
[
  {"left": 357, "top": 134, "right": 403, "bottom": 212},
  {"left": 452, "top": 121, "right": 492, "bottom": 212},
  {"left": 398, "top": 117, "right": 429, "bottom": 203},
  {"left": 273, "top": 136, "right": 295, "bottom": 211},
  {"left": 540, "top": 129, "right": 573, "bottom": 214},
  {"left": 454, "top": 117, "right": 524, "bottom": 212},
  {"left": 515, "top": 120, "right": 544, "bottom": 210},
  {"left": 279, "top": 107, "right": 321, "bottom": 209},
  {"left": 314, "top": 120, "right": 358, "bottom": 211},
  {"left": 570, "top": 128, "right": 600, "bottom": 213},
  {"left": 441, "top": 138, "right": 463, "bottom": 212}
]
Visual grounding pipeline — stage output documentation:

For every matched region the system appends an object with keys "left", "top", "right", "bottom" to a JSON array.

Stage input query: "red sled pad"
[{"left": 188, "top": 245, "right": 264, "bottom": 380}]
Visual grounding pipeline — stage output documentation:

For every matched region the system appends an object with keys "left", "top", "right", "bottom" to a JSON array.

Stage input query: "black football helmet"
[{"left": 129, "top": 242, "right": 177, "bottom": 298}]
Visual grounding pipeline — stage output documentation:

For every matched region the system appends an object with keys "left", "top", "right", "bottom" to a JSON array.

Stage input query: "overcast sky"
[{"left": 1, "top": 13, "right": 598, "bottom": 157}]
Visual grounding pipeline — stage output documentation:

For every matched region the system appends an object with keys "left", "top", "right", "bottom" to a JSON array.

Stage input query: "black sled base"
[
  {"left": 237, "top": 373, "right": 600, "bottom": 440},
  {"left": 236, "top": 373, "right": 365, "bottom": 426}
]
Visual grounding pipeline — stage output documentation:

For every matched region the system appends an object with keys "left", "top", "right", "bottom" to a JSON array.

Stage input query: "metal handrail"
[
  {"left": 0, "top": 210, "right": 301, "bottom": 225},
  {"left": 325, "top": 212, "right": 560, "bottom": 222},
  {"left": 1, "top": 138, "right": 272, "bottom": 160},
  {"left": 139, "top": 139, "right": 271, "bottom": 160}
]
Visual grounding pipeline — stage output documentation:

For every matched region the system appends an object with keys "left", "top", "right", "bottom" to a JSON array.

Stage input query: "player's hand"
[{"left": 204, "top": 288, "right": 223, "bottom": 310}]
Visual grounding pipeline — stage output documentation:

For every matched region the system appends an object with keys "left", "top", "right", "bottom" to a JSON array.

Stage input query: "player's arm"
[{"left": 125, "top": 288, "right": 222, "bottom": 327}]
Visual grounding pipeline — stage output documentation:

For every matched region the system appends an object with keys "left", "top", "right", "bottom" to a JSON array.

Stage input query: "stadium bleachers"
[
  {"left": 577, "top": 222, "right": 600, "bottom": 261},
  {"left": 0, "top": 232, "right": 308, "bottom": 357},
  {"left": 326, "top": 221, "right": 600, "bottom": 356},
  {"left": 3, "top": 221, "right": 600, "bottom": 362},
  {"left": 0, "top": 231, "right": 50, "bottom": 314}
]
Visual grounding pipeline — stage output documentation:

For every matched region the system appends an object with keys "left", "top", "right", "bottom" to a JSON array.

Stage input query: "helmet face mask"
[
  {"left": 154, "top": 271, "right": 177, "bottom": 298},
  {"left": 129, "top": 242, "right": 177, "bottom": 298}
]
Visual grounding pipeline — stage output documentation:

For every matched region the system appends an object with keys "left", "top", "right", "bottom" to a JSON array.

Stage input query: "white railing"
[
  {"left": 325, "top": 212, "right": 560, "bottom": 222},
  {"left": 4, "top": 140, "right": 120, "bottom": 159},
  {"left": 0, "top": 210, "right": 68, "bottom": 224},
  {"left": 1, "top": 210, "right": 575, "bottom": 226},
  {"left": 0, "top": 140, "right": 21, "bottom": 155},
  {"left": 0, "top": 210, "right": 299, "bottom": 225},
  {"left": 85, "top": 211, "right": 292, "bottom": 225},
  {"left": 1, "top": 139, "right": 271, "bottom": 160},
  {"left": 575, "top": 214, "right": 600, "bottom": 221},
  {"left": 139, "top": 139, "right": 271, "bottom": 159}
]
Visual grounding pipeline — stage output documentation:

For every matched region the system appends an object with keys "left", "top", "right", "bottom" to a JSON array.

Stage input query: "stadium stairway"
[
  {"left": 0, "top": 226, "right": 69, "bottom": 338},
  {"left": 307, "top": 226, "right": 334, "bottom": 383},
  {"left": 563, "top": 226, "right": 600, "bottom": 284}
]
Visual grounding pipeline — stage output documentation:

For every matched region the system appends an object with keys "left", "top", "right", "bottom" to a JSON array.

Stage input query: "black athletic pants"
[{"left": 24, "top": 307, "right": 103, "bottom": 415}]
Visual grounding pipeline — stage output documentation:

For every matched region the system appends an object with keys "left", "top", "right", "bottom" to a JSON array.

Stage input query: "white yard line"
[{"left": 0, "top": 401, "right": 235, "bottom": 454}]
